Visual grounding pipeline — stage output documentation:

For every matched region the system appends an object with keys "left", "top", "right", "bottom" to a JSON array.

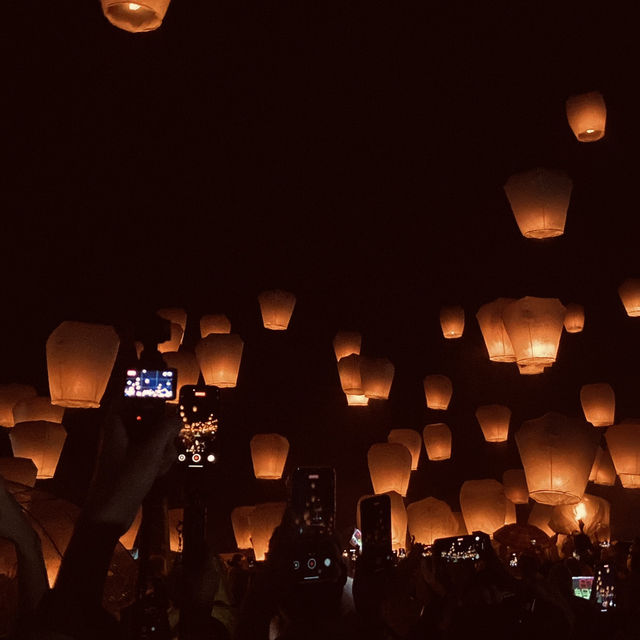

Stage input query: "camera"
[{"left": 176, "top": 385, "right": 220, "bottom": 469}]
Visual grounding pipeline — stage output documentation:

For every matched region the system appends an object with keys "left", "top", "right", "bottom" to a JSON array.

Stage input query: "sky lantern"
[
  {"left": 549, "top": 494, "right": 610, "bottom": 537},
  {"left": 423, "top": 423, "right": 452, "bottom": 461},
  {"left": 407, "top": 497, "right": 458, "bottom": 546},
  {"left": 517, "top": 363, "right": 546, "bottom": 375},
  {"left": 0, "top": 384, "right": 37, "bottom": 428},
  {"left": 528, "top": 503, "right": 555, "bottom": 537},
  {"left": 580, "top": 383, "right": 615, "bottom": 427},
  {"left": 618, "top": 279, "right": 640, "bottom": 317},
  {"left": 200, "top": 314, "right": 231, "bottom": 337},
  {"left": 360, "top": 357, "right": 395, "bottom": 400},
  {"left": 475, "top": 404, "right": 511, "bottom": 443},
  {"left": 565, "top": 91, "right": 606, "bottom": 142},
  {"left": 119, "top": 508, "right": 142, "bottom": 552},
  {"left": 100, "top": 0, "right": 171, "bottom": 33},
  {"left": 9, "top": 421, "right": 67, "bottom": 479},
  {"left": 337, "top": 355, "right": 363, "bottom": 395},
  {"left": 502, "top": 469, "right": 529, "bottom": 504},
  {"left": 158, "top": 323, "right": 184, "bottom": 354},
  {"left": 516, "top": 412, "right": 598, "bottom": 505},
  {"left": 0, "top": 458, "right": 37, "bottom": 488},
  {"left": 388, "top": 429, "right": 422, "bottom": 470},
  {"left": 357, "top": 491, "right": 407, "bottom": 551},
  {"left": 13, "top": 396, "right": 64, "bottom": 426},
  {"left": 439, "top": 306, "right": 465, "bottom": 339},
  {"left": 250, "top": 434, "right": 289, "bottom": 480},
  {"left": 156, "top": 308, "right": 187, "bottom": 335},
  {"left": 161, "top": 350, "right": 201, "bottom": 403},
  {"left": 504, "top": 500, "right": 517, "bottom": 525},
  {"left": 476, "top": 298, "right": 516, "bottom": 362},
  {"left": 346, "top": 394, "right": 369, "bottom": 407},
  {"left": 563, "top": 303, "right": 585, "bottom": 333},
  {"left": 423, "top": 375, "right": 452, "bottom": 410},
  {"left": 452, "top": 512, "right": 468, "bottom": 535},
  {"left": 503, "top": 168, "right": 573, "bottom": 239},
  {"left": 333, "top": 331, "right": 362, "bottom": 361},
  {"left": 46, "top": 321, "right": 119, "bottom": 409},
  {"left": 367, "top": 443, "right": 411, "bottom": 497},
  {"left": 605, "top": 420, "right": 640, "bottom": 488},
  {"left": 231, "top": 506, "right": 255, "bottom": 549},
  {"left": 460, "top": 479, "right": 508, "bottom": 536},
  {"left": 249, "top": 502, "right": 286, "bottom": 561},
  {"left": 195, "top": 333, "right": 244, "bottom": 388},
  {"left": 589, "top": 446, "right": 616, "bottom": 487},
  {"left": 169, "top": 508, "right": 183, "bottom": 553},
  {"left": 258, "top": 289, "right": 296, "bottom": 330},
  {"left": 502, "top": 297, "right": 566, "bottom": 367}
]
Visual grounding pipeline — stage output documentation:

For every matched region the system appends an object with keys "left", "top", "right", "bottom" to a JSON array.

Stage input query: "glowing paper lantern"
[
  {"left": 231, "top": 506, "right": 255, "bottom": 549},
  {"left": 406, "top": 497, "right": 457, "bottom": 546},
  {"left": 423, "top": 375, "right": 452, "bottom": 410},
  {"left": 250, "top": 434, "right": 289, "bottom": 480},
  {"left": 549, "top": 494, "right": 610, "bottom": 537},
  {"left": 367, "top": 443, "right": 411, "bottom": 497},
  {"left": 0, "top": 384, "right": 37, "bottom": 428},
  {"left": 257, "top": 290, "right": 296, "bottom": 330},
  {"left": 158, "top": 323, "right": 183, "bottom": 354},
  {"left": 502, "top": 297, "right": 566, "bottom": 367},
  {"left": 528, "top": 503, "right": 554, "bottom": 537},
  {"left": 516, "top": 412, "right": 598, "bottom": 505},
  {"left": 13, "top": 397, "right": 64, "bottom": 426},
  {"left": 605, "top": 420, "right": 640, "bottom": 488},
  {"left": 337, "top": 355, "right": 363, "bottom": 395},
  {"left": 564, "top": 303, "right": 585, "bottom": 333},
  {"left": 440, "top": 306, "right": 465, "bottom": 339},
  {"left": 357, "top": 491, "right": 407, "bottom": 551},
  {"left": 475, "top": 405, "right": 511, "bottom": 443},
  {"left": 423, "top": 423, "right": 452, "bottom": 461},
  {"left": 504, "top": 500, "right": 517, "bottom": 525},
  {"left": 360, "top": 357, "right": 394, "bottom": 400},
  {"left": 518, "top": 363, "right": 546, "bottom": 375},
  {"left": 169, "top": 508, "right": 183, "bottom": 553},
  {"left": 161, "top": 350, "right": 200, "bottom": 403},
  {"left": 100, "top": 0, "right": 171, "bottom": 33},
  {"left": 452, "top": 512, "right": 468, "bottom": 536},
  {"left": 195, "top": 333, "right": 244, "bottom": 388},
  {"left": 0, "top": 458, "right": 37, "bottom": 488},
  {"left": 200, "top": 314, "right": 231, "bottom": 337},
  {"left": 346, "top": 394, "right": 369, "bottom": 407},
  {"left": 119, "top": 508, "right": 142, "bottom": 551},
  {"left": 9, "top": 422, "right": 67, "bottom": 479},
  {"left": 333, "top": 331, "right": 361, "bottom": 361},
  {"left": 502, "top": 469, "right": 529, "bottom": 504},
  {"left": 566, "top": 91, "right": 606, "bottom": 142},
  {"left": 249, "top": 502, "right": 286, "bottom": 561},
  {"left": 46, "top": 321, "right": 120, "bottom": 409},
  {"left": 388, "top": 429, "right": 422, "bottom": 470},
  {"left": 618, "top": 279, "right": 640, "bottom": 317},
  {"left": 460, "top": 479, "right": 508, "bottom": 536},
  {"left": 476, "top": 298, "right": 516, "bottom": 362},
  {"left": 503, "top": 168, "right": 573, "bottom": 239},
  {"left": 589, "top": 447, "right": 616, "bottom": 487},
  {"left": 580, "top": 383, "right": 615, "bottom": 427},
  {"left": 156, "top": 308, "right": 187, "bottom": 335}
]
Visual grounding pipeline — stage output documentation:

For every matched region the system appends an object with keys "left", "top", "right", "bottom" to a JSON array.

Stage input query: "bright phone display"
[
  {"left": 176, "top": 385, "right": 220, "bottom": 468},
  {"left": 124, "top": 369, "right": 177, "bottom": 400},
  {"left": 592, "top": 563, "right": 616, "bottom": 612},
  {"left": 572, "top": 576, "right": 594, "bottom": 600},
  {"left": 291, "top": 467, "right": 336, "bottom": 534},
  {"left": 432, "top": 533, "right": 490, "bottom": 563}
]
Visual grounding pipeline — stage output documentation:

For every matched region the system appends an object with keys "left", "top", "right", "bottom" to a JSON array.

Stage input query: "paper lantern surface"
[
  {"left": 407, "top": 497, "right": 457, "bottom": 546},
  {"left": 423, "top": 375, "right": 452, "bottom": 410},
  {"left": 258, "top": 290, "right": 296, "bottom": 330},
  {"left": 564, "top": 303, "right": 585, "bottom": 333},
  {"left": 249, "top": 502, "right": 286, "bottom": 561},
  {"left": 250, "top": 434, "right": 289, "bottom": 480},
  {"left": 502, "top": 469, "right": 529, "bottom": 504},
  {"left": 158, "top": 323, "right": 184, "bottom": 354},
  {"left": 452, "top": 511, "right": 468, "bottom": 536},
  {"left": 357, "top": 492, "right": 407, "bottom": 551},
  {"left": 388, "top": 429, "right": 422, "bottom": 470},
  {"left": 346, "top": 394, "right": 369, "bottom": 407},
  {"left": 528, "top": 502, "right": 555, "bottom": 537},
  {"left": 360, "top": 357, "right": 394, "bottom": 400},
  {"left": 101, "top": 0, "right": 171, "bottom": 33},
  {"left": 475, "top": 405, "right": 511, "bottom": 443},
  {"left": 9, "top": 421, "right": 67, "bottom": 479},
  {"left": 589, "top": 446, "right": 616, "bottom": 487},
  {"left": 476, "top": 298, "right": 516, "bottom": 362},
  {"left": 517, "top": 363, "right": 546, "bottom": 375},
  {"left": 47, "top": 321, "right": 120, "bottom": 409},
  {"left": 337, "top": 355, "right": 363, "bottom": 395},
  {"left": 156, "top": 307, "right": 187, "bottom": 334},
  {"left": 161, "top": 350, "right": 201, "bottom": 403},
  {"left": 13, "top": 396, "right": 64, "bottom": 426},
  {"left": 200, "top": 314, "right": 231, "bottom": 337},
  {"left": 333, "top": 331, "right": 361, "bottom": 361},
  {"left": 119, "top": 508, "right": 142, "bottom": 551},
  {"left": 440, "top": 306, "right": 465, "bottom": 339},
  {"left": 195, "top": 333, "right": 244, "bottom": 388},
  {"left": 618, "top": 279, "right": 640, "bottom": 317},
  {"left": 231, "top": 506, "right": 255, "bottom": 549},
  {"left": 566, "top": 91, "right": 606, "bottom": 142},
  {"left": 503, "top": 167, "right": 573, "bottom": 239},
  {"left": 549, "top": 494, "right": 610, "bottom": 537},
  {"left": 605, "top": 420, "right": 640, "bottom": 488},
  {"left": 367, "top": 443, "right": 411, "bottom": 497},
  {"left": 423, "top": 423, "right": 452, "bottom": 461},
  {"left": 0, "top": 385, "right": 37, "bottom": 428},
  {"left": 0, "top": 458, "right": 37, "bottom": 488},
  {"left": 516, "top": 412, "right": 598, "bottom": 505},
  {"left": 460, "top": 479, "right": 508, "bottom": 536},
  {"left": 580, "top": 383, "right": 615, "bottom": 427}
]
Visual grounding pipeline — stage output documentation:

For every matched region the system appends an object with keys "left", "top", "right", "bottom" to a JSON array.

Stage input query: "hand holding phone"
[
  {"left": 176, "top": 385, "right": 220, "bottom": 469},
  {"left": 359, "top": 495, "right": 393, "bottom": 570}
]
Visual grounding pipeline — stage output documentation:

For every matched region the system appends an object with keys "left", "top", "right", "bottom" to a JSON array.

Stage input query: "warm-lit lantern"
[
  {"left": 367, "top": 443, "right": 411, "bottom": 497},
  {"left": 333, "top": 331, "right": 362, "bottom": 361},
  {"left": 504, "top": 500, "right": 517, "bottom": 525},
  {"left": 452, "top": 512, "right": 468, "bottom": 536},
  {"left": 476, "top": 298, "right": 516, "bottom": 362},
  {"left": 200, "top": 314, "right": 231, "bottom": 337},
  {"left": 101, "top": 0, "right": 171, "bottom": 33},
  {"left": 516, "top": 412, "right": 598, "bottom": 505},
  {"left": 0, "top": 384, "right": 37, "bottom": 428},
  {"left": 9, "top": 422, "right": 67, "bottom": 479},
  {"left": 406, "top": 497, "right": 457, "bottom": 546},
  {"left": 46, "top": 321, "right": 120, "bottom": 409},
  {"left": 549, "top": 494, "right": 610, "bottom": 537},
  {"left": 257, "top": 290, "right": 296, "bottom": 330},
  {"left": 360, "top": 357, "right": 394, "bottom": 400},
  {"left": 502, "top": 297, "right": 566, "bottom": 367},
  {"left": 503, "top": 168, "right": 573, "bottom": 239},
  {"left": 423, "top": 423, "right": 452, "bottom": 461},
  {"left": 156, "top": 308, "right": 187, "bottom": 335},
  {"left": 475, "top": 405, "right": 511, "bottom": 443},
  {"left": 460, "top": 479, "right": 508, "bottom": 536},
  {"left": 517, "top": 363, "right": 546, "bottom": 375},
  {"left": 158, "top": 323, "right": 184, "bottom": 354},
  {"left": 169, "top": 508, "right": 183, "bottom": 553},
  {"left": 119, "top": 508, "right": 142, "bottom": 551},
  {"left": 195, "top": 333, "right": 244, "bottom": 388},
  {"left": 566, "top": 91, "right": 606, "bottom": 142},
  {"left": 337, "top": 355, "right": 363, "bottom": 395},
  {"left": 346, "top": 394, "right": 369, "bottom": 407},
  {"left": 357, "top": 491, "right": 407, "bottom": 551},
  {"left": 249, "top": 502, "right": 286, "bottom": 561},
  {"left": 502, "top": 469, "right": 529, "bottom": 504},
  {"left": 605, "top": 420, "right": 640, "bottom": 488},
  {"left": 135, "top": 341, "right": 144, "bottom": 359},
  {"left": 589, "top": 446, "right": 616, "bottom": 487},
  {"left": 528, "top": 503, "right": 555, "bottom": 537},
  {"left": 618, "top": 279, "right": 640, "bottom": 317},
  {"left": 580, "top": 383, "right": 615, "bottom": 427},
  {"left": 161, "top": 350, "right": 200, "bottom": 403},
  {"left": 440, "top": 306, "right": 465, "bottom": 339},
  {"left": 231, "top": 506, "right": 255, "bottom": 549},
  {"left": 388, "top": 429, "right": 422, "bottom": 470},
  {"left": 13, "top": 396, "right": 64, "bottom": 426},
  {"left": 564, "top": 303, "right": 585, "bottom": 333},
  {"left": 0, "top": 458, "right": 37, "bottom": 488},
  {"left": 250, "top": 434, "right": 289, "bottom": 480},
  {"left": 423, "top": 375, "right": 452, "bottom": 410}
]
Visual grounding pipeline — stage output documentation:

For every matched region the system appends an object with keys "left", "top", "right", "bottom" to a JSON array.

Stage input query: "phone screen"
[
  {"left": 360, "top": 495, "right": 392, "bottom": 566},
  {"left": 176, "top": 385, "right": 220, "bottom": 468},
  {"left": 572, "top": 576, "right": 594, "bottom": 600},
  {"left": 124, "top": 368, "right": 177, "bottom": 400},
  {"left": 593, "top": 564, "right": 616, "bottom": 612},
  {"left": 291, "top": 467, "right": 336, "bottom": 534},
  {"left": 433, "top": 534, "right": 487, "bottom": 563}
]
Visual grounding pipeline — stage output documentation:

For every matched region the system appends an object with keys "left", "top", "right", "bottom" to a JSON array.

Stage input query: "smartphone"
[
  {"left": 360, "top": 494, "right": 392, "bottom": 568},
  {"left": 592, "top": 563, "right": 616, "bottom": 612},
  {"left": 124, "top": 368, "right": 177, "bottom": 400},
  {"left": 572, "top": 575, "right": 594, "bottom": 600},
  {"left": 432, "top": 533, "right": 490, "bottom": 564},
  {"left": 290, "top": 467, "right": 336, "bottom": 535},
  {"left": 176, "top": 385, "right": 220, "bottom": 468}
]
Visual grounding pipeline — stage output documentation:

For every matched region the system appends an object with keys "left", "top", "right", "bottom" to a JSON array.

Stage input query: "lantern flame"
[
  {"left": 129, "top": 2, "right": 142, "bottom": 9},
  {"left": 574, "top": 502, "right": 587, "bottom": 522}
]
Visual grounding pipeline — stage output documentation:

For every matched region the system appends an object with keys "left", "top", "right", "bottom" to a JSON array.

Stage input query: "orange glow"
[{"left": 129, "top": 3, "right": 141, "bottom": 10}]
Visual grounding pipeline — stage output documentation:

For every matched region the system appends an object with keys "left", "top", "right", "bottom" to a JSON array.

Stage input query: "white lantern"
[
  {"left": 231, "top": 506, "right": 255, "bottom": 549},
  {"left": 565, "top": 91, "right": 606, "bottom": 142},
  {"left": 9, "top": 421, "right": 67, "bottom": 479},
  {"left": 475, "top": 405, "right": 511, "bottom": 443},
  {"left": 564, "top": 303, "right": 585, "bottom": 333},
  {"left": 580, "top": 383, "right": 615, "bottom": 427},
  {"left": 257, "top": 290, "right": 296, "bottom": 330},
  {"left": 158, "top": 323, "right": 184, "bottom": 354},
  {"left": 337, "top": 355, "right": 363, "bottom": 395},
  {"left": 367, "top": 443, "right": 411, "bottom": 497},
  {"left": 589, "top": 446, "right": 616, "bottom": 487},
  {"left": 360, "top": 357, "right": 394, "bottom": 400},
  {"left": 161, "top": 350, "right": 201, "bottom": 403},
  {"left": 476, "top": 298, "right": 516, "bottom": 362},
  {"left": 333, "top": 331, "right": 361, "bottom": 361},
  {"left": 250, "top": 434, "right": 289, "bottom": 480},
  {"left": 346, "top": 394, "right": 369, "bottom": 407},
  {"left": 200, "top": 314, "right": 231, "bottom": 337},
  {"left": 440, "top": 306, "right": 465, "bottom": 339},
  {"left": 459, "top": 479, "right": 508, "bottom": 536},
  {"left": 13, "top": 397, "right": 64, "bottom": 426},
  {"left": 100, "top": 0, "right": 171, "bottom": 33},
  {"left": 618, "top": 279, "right": 640, "bottom": 317},
  {"left": 423, "top": 423, "right": 452, "bottom": 461},
  {"left": 249, "top": 502, "right": 286, "bottom": 561},
  {"left": 423, "top": 375, "right": 452, "bottom": 410},
  {"left": 502, "top": 469, "right": 529, "bottom": 504},
  {"left": 195, "top": 334, "right": 244, "bottom": 388},
  {"left": 528, "top": 502, "right": 555, "bottom": 537},
  {"left": 605, "top": 420, "right": 640, "bottom": 488},
  {"left": 407, "top": 497, "right": 457, "bottom": 546},
  {"left": 0, "top": 384, "right": 37, "bottom": 428},
  {"left": 388, "top": 429, "right": 422, "bottom": 470}
]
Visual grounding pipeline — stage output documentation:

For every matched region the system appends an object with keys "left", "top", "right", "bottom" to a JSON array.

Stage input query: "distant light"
[
  {"left": 129, "top": 2, "right": 142, "bottom": 10},
  {"left": 207, "top": 454, "right": 215, "bottom": 462}
]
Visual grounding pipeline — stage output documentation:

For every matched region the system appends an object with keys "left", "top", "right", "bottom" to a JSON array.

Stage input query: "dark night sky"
[{"left": 2, "top": 2, "right": 640, "bottom": 546}]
